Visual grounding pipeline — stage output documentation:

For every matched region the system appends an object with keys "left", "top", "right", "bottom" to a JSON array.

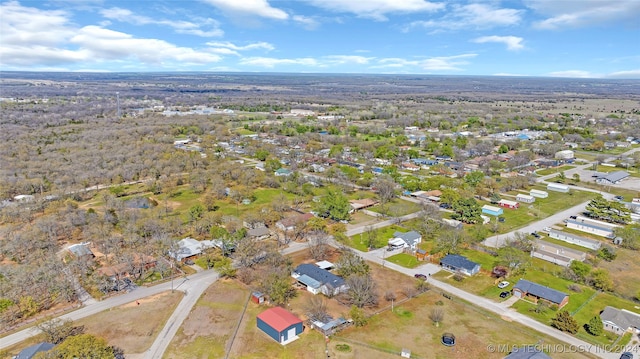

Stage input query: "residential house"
[
  {"left": 566, "top": 216, "right": 619, "bottom": 238},
  {"left": 504, "top": 346, "right": 552, "bottom": 359},
  {"left": 555, "top": 150, "right": 575, "bottom": 160},
  {"left": 482, "top": 204, "right": 503, "bottom": 216},
  {"left": 292, "top": 263, "right": 349, "bottom": 296},
  {"left": 548, "top": 230, "right": 602, "bottom": 250},
  {"left": 256, "top": 307, "right": 304, "bottom": 345},
  {"left": 529, "top": 189, "right": 548, "bottom": 198},
  {"left": 170, "top": 237, "right": 213, "bottom": 262},
  {"left": 440, "top": 254, "right": 480, "bottom": 276},
  {"left": 310, "top": 316, "right": 352, "bottom": 336},
  {"left": 96, "top": 254, "right": 157, "bottom": 280},
  {"left": 67, "top": 243, "right": 95, "bottom": 259},
  {"left": 276, "top": 213, "right": 314, "bottom": 231},
  {"left": 15, "top": 342, "right": 55, "bottom": 359},
  {"left": 512, "top": 279, "right": 569, "bottom": 308},
  {"left": 498, "top": 199, "right": 520, "bottom": 209},
  {"left": 349, "top": 198, "right": 379, "bottom": 212},
  {"left": 274, "top": 168, "right": 293, "bottom": 177},
  {"left": 247, "top": 226, "right": 271, "bottom": 240},
  {"left": 516, "top": 194, "right": 535, "bottom": 203},
  {"left": 531, "top": 240, "right": 586, "bottom": 267},
  {"left": 390, "top": 230, "right": 422, "bottom": 250},
  {"left": 547, "top": 183, "right": 569, "bottom": 193},
  {"left": 600, "top": 306, "right": 640, "bottom": 335},
  {"left": 401, "top": 162, "right": 420, "bottom": 171}
]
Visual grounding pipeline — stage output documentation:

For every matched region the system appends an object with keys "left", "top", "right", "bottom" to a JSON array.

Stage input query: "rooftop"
[
  {"left": 257, "top": 307, "right": 303, "bottom": 332},
  {"left": 513, "top": 279, "right": 568, "bottom": 304}
]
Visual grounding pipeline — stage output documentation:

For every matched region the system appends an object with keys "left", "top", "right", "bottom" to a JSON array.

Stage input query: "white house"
[
  {"left": 566, "top": 216, "right": 619, "bottom": 238},
  {"left": 530, "top": 189, "right": 548, "bottom": 198},
  {"left": 600, "top": 306, "right": 640, "bottom": 335},
  {"left": 292, "top": 264, "right": 349, "bottom": 296},
  {"left": 547, "top": 183, "right": 569, "bottom": 193},
  {"left": 516, "top": 194, "right": 535, "bottom": 203},
  {"left": 555, "top": 150, "right": 575, "bottom": 160},
  {"left": 548, "top": 230, "right": 602, "bottom": 250}
]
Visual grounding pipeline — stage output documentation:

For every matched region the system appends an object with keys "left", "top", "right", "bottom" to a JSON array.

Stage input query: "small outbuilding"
[
  {"left": 482, "top": 204, "right": 503, "bottom": 216},
  {"left": 251, "top": 291, "right": 265, "bottom": 304},
  {"left": 547, "top": 183, "right": 569, "bottom": 193},
  {"left": 515, "top": 194, "right": 535, "bottom": 203},
  {"left": 257, "top": 307, "right": 303, "bottom": 345},
  {"left": 498, "top": 199, "right": 520, "bottom": 209},
  {"left": 529, "top": 189, "right": 548, "bottom": 198}
]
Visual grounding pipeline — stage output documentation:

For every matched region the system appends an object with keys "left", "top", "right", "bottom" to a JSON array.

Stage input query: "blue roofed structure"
[
  {"left": 292, "top": 263, "right": 349, "bottom": 296},
  {"left": 512, "top": 279, "right": 569, "bottom": 308},
  {"left": 440, "top": 254, "right": 480, "bottom": 276},
  {"left": 16, "top": 342, "right": 55, "bottom": 359}
]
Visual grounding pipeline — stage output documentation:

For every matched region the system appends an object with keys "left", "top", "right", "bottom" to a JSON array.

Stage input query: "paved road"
[{"left": 0, "top": 270, "right": 218, "bottom": 350}]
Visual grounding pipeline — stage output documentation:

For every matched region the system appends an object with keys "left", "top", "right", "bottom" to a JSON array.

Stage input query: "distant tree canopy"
[
  {"left": 316, "top": 188, "right": 351, "bottom": 221},
  {"left": 585, "top": 195, "right": 631, "bottom": 224}
]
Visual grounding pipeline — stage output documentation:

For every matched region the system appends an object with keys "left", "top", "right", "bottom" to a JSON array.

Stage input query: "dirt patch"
[
  {"left": 164, "top": 279, "right": 250, "bottom": 358},
  {"left": 75, "top": 291, "right": 182, "bottom": 354}
]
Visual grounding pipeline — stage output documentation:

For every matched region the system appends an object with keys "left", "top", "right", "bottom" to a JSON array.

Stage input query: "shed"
[
  {"left": 482, "top": 204, "right": 503, "bottom": 216},
  {"left": 251, "top": 291, "right": 265, "bottom": 304},
  {"left": 516, "top": 194, "right": 535, "bottom": 203},
  {"left": 257, "top": 307, "right": 303, "bottom": 345},
  {"left": 529, "top": 189, "right": 548, "bottom": 198},
  {"left": 315, "top": 260, "right": 334, "bottom": 270},
  {"left": 498, "top": 199, "right": 520, "bottom": 209},
  {"left": 547, "top": 183, "right": 569, "bottom": 193}
]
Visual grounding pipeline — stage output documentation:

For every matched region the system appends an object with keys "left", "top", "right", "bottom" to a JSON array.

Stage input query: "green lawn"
[
  {"left": 368, "top": 198, "right": 421, "bottom": 216},
  {"left": 536, "top": 165, "right": 576, "bottom": 176},
  {"left": 346, "top": 224, "right": 406, "bottom": 251},
  {"left": 385, "top": 253, "right": 421, "bottom": 268}
]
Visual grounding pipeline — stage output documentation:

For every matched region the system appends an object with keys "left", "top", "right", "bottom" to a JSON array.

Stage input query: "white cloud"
[
  {"left": 201, "top": 0, "right": 288, "bottom": 20},
  {"left": 473, "top": 36, "right": 524, "bottom": 51},
  {"left": 525, "top": 0, "right": 640, "bottom": 29},
  {"left": 0, "top": 1, "right": 74, "bottom": 47},
  {"left": 292, "top": 15, "right": 320, "bottom": 30},
  {"left": 493, "top": 73, "right": 529, "bottom": 77},
  {"left": 324, "top": 55, "right": 374, "bottom": 65},
  {"left": 239, "top": 57, "right": 319, "bottom": 68},
  {"left": 303, "top": 0, "right": 444, "bottom": 21},
  {"left": 408, "top": 3, "right": 522, "bottom": 31},
  {"left": 605, "top": 69, "right": 640, "bottom": 79},
  {"left": 100, "top": 7, "right": 223, "bottom": 37},
  {"left": 206, "top": 41, "right": 274, "bottom": 51},
  {"left": 374, "top": 54, "right": 476, "bottom": 71},
  {"left": 547, "top": 70, "right": 598, "bottom": 78},
  {"left": 70, "top": 26, "right": 221, "bottom": 64}
]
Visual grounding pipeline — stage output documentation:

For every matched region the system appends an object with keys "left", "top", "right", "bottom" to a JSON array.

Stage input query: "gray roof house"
[
  {"left": 600, "top": 306, "right": 640, "bottom": 334},
  {"left": 393, "top": 231, "right": 422, "bottom": 250},
  {"left": 292, "top": 263, "right": 348, "bottom": 296},
  {"left": 440, "top": 254, "right": 480, "bottom": 276},
  {"left": 504, "top": 346, "right": 552, "bottom": 359},
  {"left": 15, "top": 342, "right": 55, "bottom": 359},
  {"left": 512, "top": 279, "right": 569, "bottom": 308}
]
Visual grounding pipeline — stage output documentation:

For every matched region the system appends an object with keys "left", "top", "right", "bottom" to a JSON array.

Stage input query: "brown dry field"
[
  {"left": 76, "top": 291, "right": 183, "bottom": 354},
  {"left": 596, "top": 247, "right": 640, "bottom": 300},
  {"left": 2, "top": 291, "right": 182, "bottom": 358},
  {"left": 163, "top": 279, "right": 250, "bottom": 359}
]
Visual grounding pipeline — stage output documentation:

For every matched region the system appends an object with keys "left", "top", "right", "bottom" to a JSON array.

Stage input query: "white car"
[{"left": 498, "top": 281, "right": 510, "bottom": 289}]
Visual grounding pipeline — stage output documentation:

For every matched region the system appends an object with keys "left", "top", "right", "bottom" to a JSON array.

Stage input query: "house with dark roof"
[
  {"left": 247, "top": 226, "right": 271, "bottom": 240},
  {"left": 504, "top": 346, "right": 552, "bottom": 359},
  {"left": 292, "top": 263, "right": 348, "bottom": 296},
  {"left": 440, "top": 254, "right": 480, "bottom": 276},
  {"left": 256, "top": 307, "right": 303, "bottom": 345},
  {"left": 15, "top": 342, "right": 55, "bottom": 359},
  {"left": 600, "top": 306, "right": 640, "bottom": 334},
  {"left": 512, "top": 279, "right": 569, "bottom": 308},
  {"left": 595, "top": 170, "right": 630, "bottom": 185}
]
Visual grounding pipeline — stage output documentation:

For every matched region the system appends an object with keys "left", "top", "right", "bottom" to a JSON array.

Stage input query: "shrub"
[
  {"left": 585, "top": 316, "right": 604, "bottom": 336},
  {"left": 453, "top": 273, "right": 465, "bottom": 282},
  {"left": 551, "top": 310, "right": 579, "bottom": 334},
  {"left": 335, "top": 344, "right": 351, "bottom": 352},
  {"left": 435, "top": 300, "right": 444, "bottom": 306},
  {"left": 567, "top": 284, "right": 582, "bottom": 293}
]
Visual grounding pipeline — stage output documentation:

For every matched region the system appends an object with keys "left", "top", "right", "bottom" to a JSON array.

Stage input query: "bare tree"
[
  {"left": 305, "top": 295, "right": 331, "bottom": 322},
  {"left": 307, "top": 231, "right": 331, "bottom": 261},
  {"left": 344, "top": 274, "right": 378, "bottom": 308},
  {"left": 429, "top": 308, "right": 444, "bottom": 327}
]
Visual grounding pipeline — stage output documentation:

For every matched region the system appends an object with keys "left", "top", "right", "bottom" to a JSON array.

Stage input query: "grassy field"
[
  {"left": 3, "top": 291, "right": 183, "bottom": 358},
  {"left": 346, "top": 224, "right": 406, "bottom": 251},
  {"left": 596, "top": 247, "right": 640, "bottom": 300},
  {"left": 536, "top": 165, "right": 576, "bottom": 176},
  {"left": 368, "top": 198, "right": 422, "bottom": 217},
  {"left": 385, "top": 253, "right": 421, "bottom": 268},
  {"left": 164, "top": 280, "right": 250, "bottom": 359}
]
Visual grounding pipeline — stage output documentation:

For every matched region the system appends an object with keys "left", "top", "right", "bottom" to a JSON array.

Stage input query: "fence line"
[{"left": 223, "top": 292, "right": 252, "bottom": 359}]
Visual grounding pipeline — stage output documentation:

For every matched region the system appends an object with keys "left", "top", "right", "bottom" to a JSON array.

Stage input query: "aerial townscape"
[{"left": 1, "top": 1, "right": 640, "bottom": 359}]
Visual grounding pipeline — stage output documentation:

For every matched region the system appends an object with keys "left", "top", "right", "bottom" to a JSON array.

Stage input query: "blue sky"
[{"left": 1, "top": 0, "right": 639, "bottom": 78}]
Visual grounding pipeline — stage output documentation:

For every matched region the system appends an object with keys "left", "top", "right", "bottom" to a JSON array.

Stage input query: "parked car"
[
  {"left": 498, "top": 281, "right": 510, "bottom": 289},
  {"left": 498, "top": 217, "right": 505, "bottom": 222},
  {"left": 531, "top": 232, "right": 541, "bottom": 238},
  {"left": 569, "top": 215, "right": 577, "bottom": 220},
  {"left": 614, "top": 195, "right": 624, "bottom": 201},
  {"left": 620, "top": 352, "right": 633, "bottom": 359},
  {"left": 499, "top": 291, "right": 510, "bottom": 298},
  {"left": 543, "top": 227, "right": 551, "bottom": 232},
  {"left": 414, "top": 274, "right": 428, "bottom": 280}
]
